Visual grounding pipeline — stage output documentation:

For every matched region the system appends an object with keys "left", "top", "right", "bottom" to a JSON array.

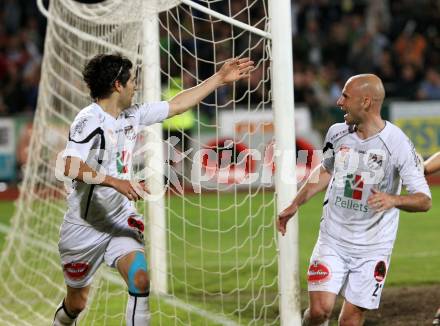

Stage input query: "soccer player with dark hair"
[
  {"left": 52, "top": 53, "right": 253, "bottom": 326},
  {"left": 277, "top": 74, "right": 431, "bottom": 326}
]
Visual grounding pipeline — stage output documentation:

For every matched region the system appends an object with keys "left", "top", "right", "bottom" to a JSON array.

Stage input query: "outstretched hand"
[
  {"left": 277, "top": 204, "right": 298, "bottom": 236},
  {"left": 217, "top": 57, "right": 254, "bottom": 84}
]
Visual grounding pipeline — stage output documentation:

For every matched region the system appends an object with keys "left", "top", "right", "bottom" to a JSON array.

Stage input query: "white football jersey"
[
  {"left": 62, "top": 101, "right": 169, "bottom": 230},
  {"left": 319, "top": 121, "right": 430, "bottom": 257}
]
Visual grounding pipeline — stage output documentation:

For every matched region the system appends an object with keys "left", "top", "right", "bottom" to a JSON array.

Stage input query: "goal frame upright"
[
  {"left": 269, "top": 0, "right": 302, "bottom": 324},
  {"left": 144, "top": 0, "right": 301, "bottom": 324}
]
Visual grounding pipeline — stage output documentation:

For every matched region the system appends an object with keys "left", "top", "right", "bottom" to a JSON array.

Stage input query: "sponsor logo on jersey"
[
  {"left": 344, "top": 174, "right": 364, "bottom": 200},
  {"left": 334, "top": 195, "right": 369, "bottom": 212},
  {"left": 128, "top": 215, "right": 145, "bottom": 232},
  {"left": 307, "top": 261, "right": 331, "bottom": 284},
  {"left": 333, "top": 173, "right": 369, "bottom": 212},
  {"left": 374, "top": 261, "right": 387, "bottom": 282},
  {"left": 335, "top": 144, "right": 352, "bottom": 168},
  {"left": 339, "top": 144, "right": 350, "bottom": 153},
  {"left": 330, "top": 127, "right": 350, "bottom": 142},
  {"left": 71, "top": 117, "right": 88, "bottom": 138},
  {"left": 64, "top": 262, "right": 89, "bottom": 280},
  {"left": 116, "top": 150, "right": 130, "bottom": 174}
]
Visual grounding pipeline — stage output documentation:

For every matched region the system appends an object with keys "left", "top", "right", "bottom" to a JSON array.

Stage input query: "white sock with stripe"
[{"left": 125, "top": 293, "right": 150, "bottom": 326}]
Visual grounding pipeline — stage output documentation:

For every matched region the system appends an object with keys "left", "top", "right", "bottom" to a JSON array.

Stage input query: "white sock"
[
  {"left": 126, "top": 294, "right": 150, "bottom": 326},
  {"left": 52, "top": 300, "right": 77, "bottom": 326},
  {"left": 302, "top": 308, "right": 329, "bottom": 326}
]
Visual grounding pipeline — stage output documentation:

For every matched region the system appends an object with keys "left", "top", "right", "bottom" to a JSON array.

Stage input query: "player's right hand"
[{"left": 277, "top": 204, "right": 298, "bottom": 236}]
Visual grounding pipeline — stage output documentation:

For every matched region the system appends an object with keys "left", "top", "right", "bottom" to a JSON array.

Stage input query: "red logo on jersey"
[
  {"left": 116, "top": 150, "right": 130, "bottom": 174},
  {"left": 64, "top": 262, "right": 89, "bottom": 280},
  {"left": 339, "top": 144, "right": 350, "bottom": 153},
  {"left": 374, "top": 261, "right": 387, "bottom": 282},
  {"left": 344, "top": 174, "right": 364, "bottom": 200},
  {"left": 307, "top": 261, "right": 331, "bottom": 284}
]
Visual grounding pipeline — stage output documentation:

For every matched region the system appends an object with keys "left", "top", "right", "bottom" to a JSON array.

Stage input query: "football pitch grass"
[{"left": 0, "top": 187, "right": 439, "bottom": 325}]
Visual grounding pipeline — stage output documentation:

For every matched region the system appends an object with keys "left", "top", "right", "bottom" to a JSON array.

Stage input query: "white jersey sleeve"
[
  {"left": 321, "top": 127, "right": 336, "bottom": 173},
  {"left": 62, "top": 112, "right": 102, "bottom": 162},
  {"left": 136, "top": 101, "right": 169, "bottom": 126},
  {"left": 321, "top": 123, "right": 352, "bottom": 173},
  {"left": 394, "top": 136, "right": 431, "bottom": 198}
]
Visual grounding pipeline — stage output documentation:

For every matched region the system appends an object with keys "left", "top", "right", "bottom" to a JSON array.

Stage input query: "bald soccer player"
[
  {"left": 277, "top": 74, "right": 432, "bottom": 326},
  {"left": 422, "top": 152, "right": 440, "bottom": 326}
]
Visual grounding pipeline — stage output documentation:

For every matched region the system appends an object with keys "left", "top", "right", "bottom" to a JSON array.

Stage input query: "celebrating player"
[
  {"left": 422, "top": 152, "right": 440, "bottom": 326},
  {"left": 277, "top": 74, "right": 431, "bottom": 326},
  {"left": 52, "top": 53, "right": 253, "bottom": 326}
]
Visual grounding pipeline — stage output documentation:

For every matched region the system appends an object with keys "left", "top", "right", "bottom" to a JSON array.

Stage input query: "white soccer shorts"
[
  {"left": 58, "top": 220, "right": 144, "bottom": 288},
  {"left": 307, "top": 241, "right": 391, "bottom": 310}
]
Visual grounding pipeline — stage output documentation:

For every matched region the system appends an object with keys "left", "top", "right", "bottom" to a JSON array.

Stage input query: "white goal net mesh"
[{"left": 0, "top": 0, "right": 281, "bottom": 325}]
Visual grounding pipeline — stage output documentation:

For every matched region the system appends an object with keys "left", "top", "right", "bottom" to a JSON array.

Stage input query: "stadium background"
[{"left": 0, "top": 0, "right": 439, "bottom": 325}]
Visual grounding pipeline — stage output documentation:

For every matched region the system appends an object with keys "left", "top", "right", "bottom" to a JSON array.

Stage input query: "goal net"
[{"left": 0, "top": 0, "right": 293, "bottom": 325}]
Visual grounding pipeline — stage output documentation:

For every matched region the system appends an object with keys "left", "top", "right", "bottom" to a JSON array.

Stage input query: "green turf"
[
  {"left": 0, "top": 201, "right": 15, "bottom": 249},
  {"left": 0, "top": 186, "right": 439, "bottom": 324}
]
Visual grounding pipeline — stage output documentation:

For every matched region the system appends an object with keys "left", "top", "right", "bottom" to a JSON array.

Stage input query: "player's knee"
[
  {"left": 338, "top": 314, "right": 363, "bottom": 326},
  {"left": 133, "top": 270, "right": 149, "bottom": 293},
  {"left": 128, "top": 251, "right": 149, "bottom": 295},
  {"left": 309, "top": 305, "right": 332, "bottom": 324}
]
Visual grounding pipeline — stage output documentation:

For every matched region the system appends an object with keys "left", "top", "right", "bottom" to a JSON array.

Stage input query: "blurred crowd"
[
  {"left": 0, "top": 0, "right": 45, "bottom": 116},
  {"left": 291, "top": 0, "right": 440, "bottom": 122},
  {"left": 1, "top": 0, "right": 440, "bottom": 118}
]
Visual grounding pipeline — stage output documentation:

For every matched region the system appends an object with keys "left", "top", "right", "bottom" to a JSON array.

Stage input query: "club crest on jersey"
[
  {"left": 124, "top": 125, "right": 136, "bottom": 140},
  {"left": 367, "top": 153, "right": 383, "bottom": 169},
  {"left": 307, "top": 261, "right": 331, "bottom": 284},
  {"left": 64, "top": 262, "right": 89, "bottom": 280},
  {"left": 374, "top": 261, "right": 387, "bottom": 282}
]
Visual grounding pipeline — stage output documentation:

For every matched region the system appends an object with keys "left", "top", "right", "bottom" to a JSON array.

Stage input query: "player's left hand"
[
  {"left": 367, "top": 188, "right": 397, "bottom": 212},
  {"left": 277, "top": 203, "right": 299, "bottom": 236},
  {"left": 217, "top": 57, "right": 254, "bottom": 84}
]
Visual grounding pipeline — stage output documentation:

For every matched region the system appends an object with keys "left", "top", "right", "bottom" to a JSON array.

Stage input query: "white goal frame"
[
  {"left": 35, "top": 0, "right": 300, "bottom": 324},
  {"left": 142, "top": 1, "right": 300, "bottom": 324}
]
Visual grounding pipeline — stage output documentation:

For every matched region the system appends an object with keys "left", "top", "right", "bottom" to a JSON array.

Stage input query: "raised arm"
[
  {"left": 277, "top": 164, "right": 332, "bottom": 235},
  {"left": 424, "top": 151, "right": 440, "bottom": 175},
  {"left": 167, "top": 58, "right": 254, "bottom": 117}
]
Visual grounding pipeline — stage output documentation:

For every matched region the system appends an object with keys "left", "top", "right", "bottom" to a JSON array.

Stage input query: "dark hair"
[{"left": 83, "top": 53, "right": 133, "bottom": 100}]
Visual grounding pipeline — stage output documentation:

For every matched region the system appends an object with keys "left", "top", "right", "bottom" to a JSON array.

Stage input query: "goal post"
[
  {"left": 142, "top": 13, "right": 169, "bottom": 296},
  {"left": 0, "top": 0, "right": 301, "bottom": 325},
  {"left": 269, "top": 0, "right": 302, "bottom": 324}
]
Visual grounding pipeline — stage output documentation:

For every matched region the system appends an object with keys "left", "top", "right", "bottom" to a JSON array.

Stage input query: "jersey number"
[{"left": 372, "top": 283, "right": 382, "bottom": 297}]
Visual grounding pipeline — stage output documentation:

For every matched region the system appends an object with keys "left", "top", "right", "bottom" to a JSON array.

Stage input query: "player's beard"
[{"left": 343, "top": 110, "right": 358, "bottom": 126}]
